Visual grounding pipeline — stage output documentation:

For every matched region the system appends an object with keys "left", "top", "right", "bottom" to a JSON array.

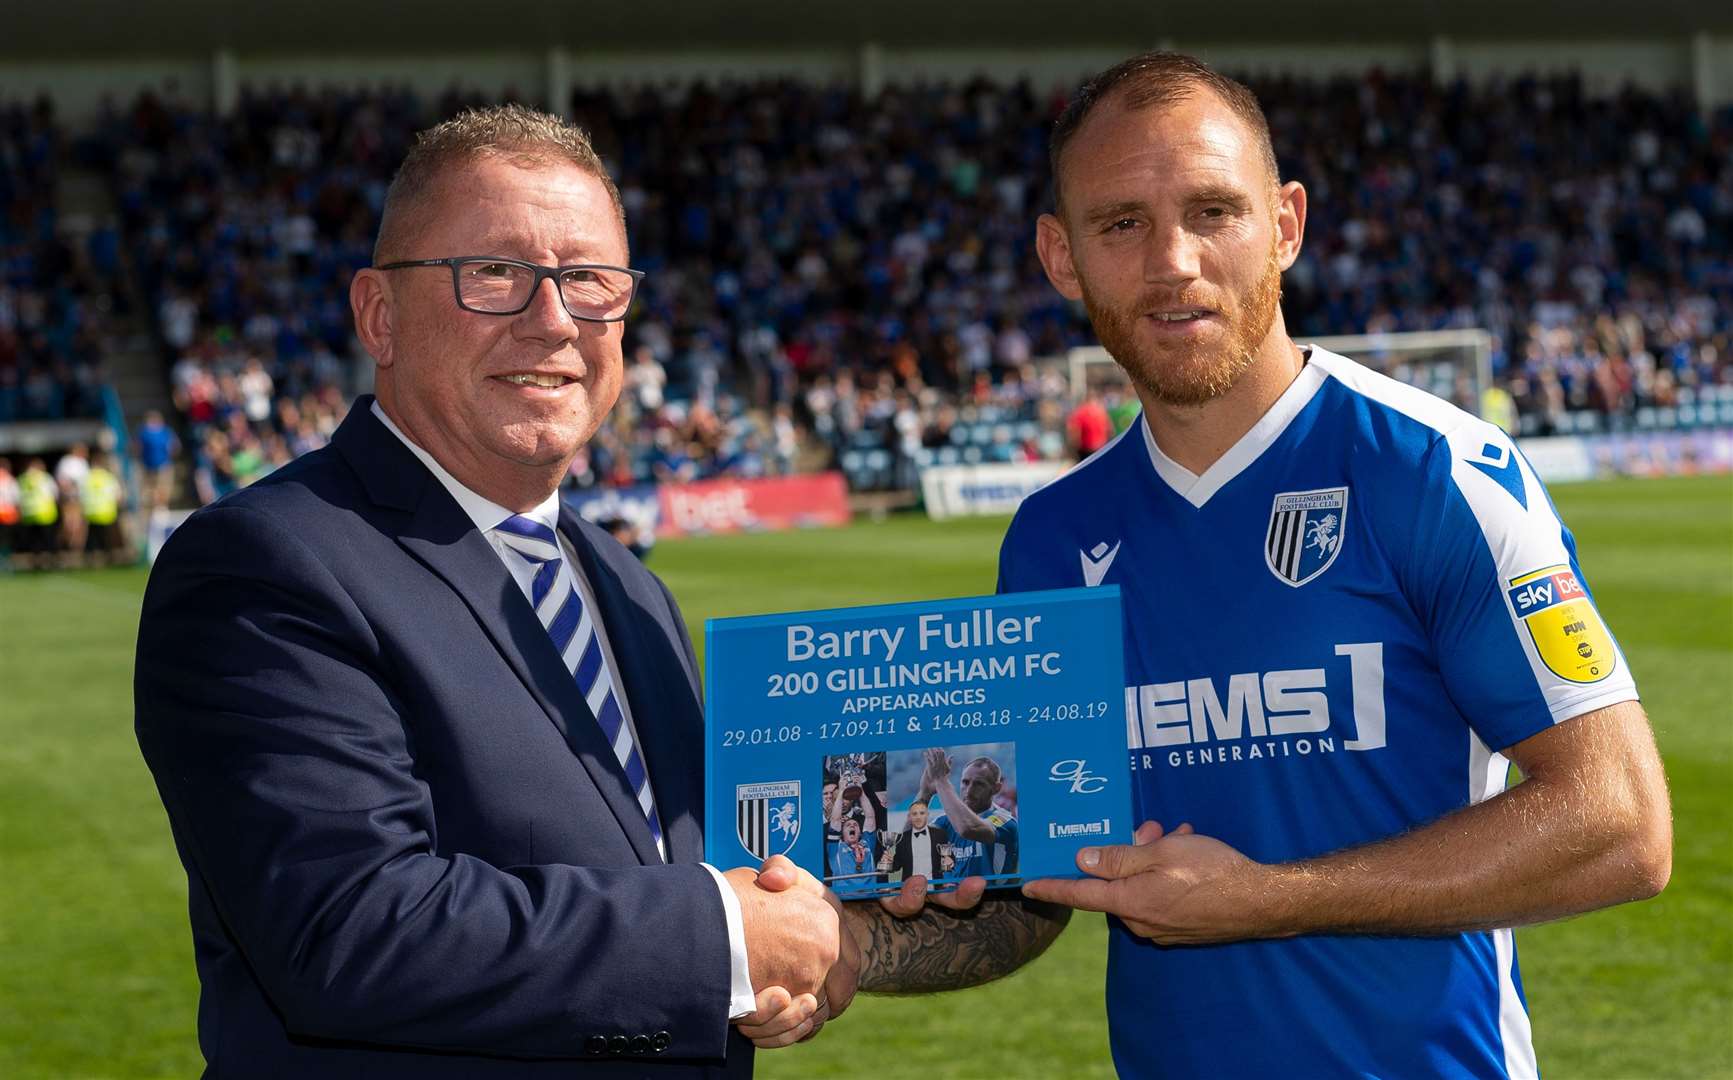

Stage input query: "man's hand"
[
  {"left": 922, "top": 747, "right": 951, "bottom": 789},
  {"left": 1020, "top": 821, "right": 1276, "bottom": 945},
  {"left": 724, "top": 856, "right": 839, "bottom": 1003},
  {"left": 732, "top": 856, "right": 859, "bottom": 1049},
  {"left": 878, "top": 872, "right": 987, "bottom": 918},
  {"left": 1024, "top": 703, "right": 1671, "bottom": 945}
]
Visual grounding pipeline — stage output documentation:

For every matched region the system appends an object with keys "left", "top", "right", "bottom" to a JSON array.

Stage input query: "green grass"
[{"left": 0, "top": 477, "right": 1728, "bottom": 1078}]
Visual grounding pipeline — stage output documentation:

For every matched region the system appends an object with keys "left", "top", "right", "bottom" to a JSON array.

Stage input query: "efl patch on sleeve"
[{"left": 1505, "top": 565, "right": 1616, "bottom": 684}]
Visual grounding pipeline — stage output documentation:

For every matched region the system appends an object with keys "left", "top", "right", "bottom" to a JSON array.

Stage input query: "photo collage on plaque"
[{"left": 820, "top": 742, "right": 1019, "bottom": 899}]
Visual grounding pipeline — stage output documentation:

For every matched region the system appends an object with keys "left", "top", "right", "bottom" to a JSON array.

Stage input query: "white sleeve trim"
[
  {"left": 1547, "top": 685, "right": 1642, "bottom": 727},
  {"left": 1311, "top": 349, "right": 1638, "bottom": 722},
  {"left": 700, "top": 862, "right": 758, "bottom": 1020}
]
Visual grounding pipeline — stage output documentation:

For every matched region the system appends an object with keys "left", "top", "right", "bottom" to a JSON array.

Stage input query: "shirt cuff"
[{"left": 700, "top": 863, "right": 758, "bottom": 1020}]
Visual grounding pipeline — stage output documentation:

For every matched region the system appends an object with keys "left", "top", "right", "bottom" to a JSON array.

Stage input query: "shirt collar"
[{"left": 371, "top": 401, "right": 562, "bottom": 534}]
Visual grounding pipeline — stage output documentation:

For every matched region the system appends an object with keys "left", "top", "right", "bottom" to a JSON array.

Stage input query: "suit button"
[
  {"left": 585, "top": 1035, "right": 607, "bottom": 1055},
  {"left": 652, "top": 1030, "right": 671, "bottom": 1053},
  {"left": 629, "top": 1034, "right": 651, "bottom": 1055},
  {"left": 608, "top": 1034, "right": 629, "bottom": 1055}
]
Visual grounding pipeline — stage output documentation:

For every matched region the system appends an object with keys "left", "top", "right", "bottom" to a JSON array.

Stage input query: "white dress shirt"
[
  {"left": 372, "top": 402, "right": 756, "bottom": 1020},
  {"left": 907, "top": 828, "right": 935, "bottom": 880}
]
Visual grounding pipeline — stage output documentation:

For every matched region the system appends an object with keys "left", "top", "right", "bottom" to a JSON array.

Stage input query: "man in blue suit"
[{"left": 134, "top": 105, "right": 848, "bottom": 1076}]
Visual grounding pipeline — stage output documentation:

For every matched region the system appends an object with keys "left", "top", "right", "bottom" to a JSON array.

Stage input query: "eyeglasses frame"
[{"left": 375, "top": 256, "right": 646, "bottom": 323}]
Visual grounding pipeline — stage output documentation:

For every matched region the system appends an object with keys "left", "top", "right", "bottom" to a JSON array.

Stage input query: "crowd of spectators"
[
  {"left": 1262, "top": 72, "right": 1731, "bottom": 436},
  {"left": 54, "top": 71, "right": 1733, "bottom": 504},
  {"left": 0, "top": 96, "right": 124, "bottom": 424}
]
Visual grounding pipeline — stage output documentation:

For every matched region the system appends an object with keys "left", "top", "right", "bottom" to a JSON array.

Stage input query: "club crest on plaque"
[{"left": 736, "top": 780, "right": 801, "bottom": 859}]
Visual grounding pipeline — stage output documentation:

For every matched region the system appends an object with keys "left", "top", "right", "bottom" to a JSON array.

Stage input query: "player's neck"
[{"left": 1137, "top": 331, "right": 1306, "bottom": 476}]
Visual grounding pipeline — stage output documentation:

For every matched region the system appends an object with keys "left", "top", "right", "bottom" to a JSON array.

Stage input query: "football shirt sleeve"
[
  {"left": 997, "top": 509, "right": 1041, "bottom": 594},
  {"left": 1405, "top": 427, "right": 1638, "bottom": 752},
  {"left": 995, "top": 816, "right": 1020, "bottom": 874}
]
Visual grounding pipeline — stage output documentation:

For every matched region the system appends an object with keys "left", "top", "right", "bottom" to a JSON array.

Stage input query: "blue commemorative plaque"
[{"left": 705, "top": 587, "right": 1131, "bottom": 898}]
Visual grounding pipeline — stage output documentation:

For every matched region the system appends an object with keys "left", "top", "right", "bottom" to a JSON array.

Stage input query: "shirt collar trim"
[{"left": 1139, "top": 346, "right": 1329, "bottom": 509}]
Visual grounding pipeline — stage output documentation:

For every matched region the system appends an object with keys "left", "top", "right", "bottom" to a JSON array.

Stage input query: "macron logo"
[{"left": 1081, "top": 540, "right": 1121, "bottom": 588}]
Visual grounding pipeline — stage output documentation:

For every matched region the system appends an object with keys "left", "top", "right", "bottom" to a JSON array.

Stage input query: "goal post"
[{"left": 1067, "top": 328, "right": 1494, "bottom": 415}]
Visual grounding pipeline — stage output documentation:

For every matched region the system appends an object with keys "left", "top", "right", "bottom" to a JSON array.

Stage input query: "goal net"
[{"left": 1067, "top": 329, "right": 1494, "bottom": 416}]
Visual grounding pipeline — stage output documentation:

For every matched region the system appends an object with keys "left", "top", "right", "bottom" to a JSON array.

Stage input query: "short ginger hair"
[{"left": 1050, "top": 51, "right": 1279, "bottom": 212}]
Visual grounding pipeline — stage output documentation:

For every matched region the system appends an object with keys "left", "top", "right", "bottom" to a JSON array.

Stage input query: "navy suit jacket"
[{"left": 135, "top": 400, "right": 752, "bottom": 1077}]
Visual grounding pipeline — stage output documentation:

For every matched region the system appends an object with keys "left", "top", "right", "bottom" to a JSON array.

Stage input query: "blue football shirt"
[
  {"left": 998, "top": 348, "right": 1637, "bottom": 1080},
  {"left": 932, "top": 805, "right": 1019, "bottom": 880}
]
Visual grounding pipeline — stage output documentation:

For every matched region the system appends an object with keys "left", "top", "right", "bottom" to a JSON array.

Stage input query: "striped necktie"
[{"left": 494, "top": 514, "right": 664, "bottom": 855}]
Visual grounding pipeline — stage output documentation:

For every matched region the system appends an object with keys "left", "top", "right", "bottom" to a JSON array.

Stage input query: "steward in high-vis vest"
[
  {"left": 16, "top": 459, "right": 59, "bottom": 568},
  {"left": 83, "top": 457, "right": 128, "bottom": 564}
]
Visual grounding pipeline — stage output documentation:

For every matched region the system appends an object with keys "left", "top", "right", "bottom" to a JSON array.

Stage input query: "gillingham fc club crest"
[
  {"left": 736, "top": 781, "right": 800, "bottom": 859},
  {"left": 1265, "top": 487, "right": 1349, "bottom": 587}
]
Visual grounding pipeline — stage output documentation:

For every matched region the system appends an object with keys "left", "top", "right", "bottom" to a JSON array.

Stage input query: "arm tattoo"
[{"left": 847, "top": 897, "right": 1072, "bottom": 994}]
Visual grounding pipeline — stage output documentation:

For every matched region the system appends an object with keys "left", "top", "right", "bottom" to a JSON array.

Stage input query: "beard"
[{"left": 1082, "top": 245, "right": 1284, "bottom": 408}]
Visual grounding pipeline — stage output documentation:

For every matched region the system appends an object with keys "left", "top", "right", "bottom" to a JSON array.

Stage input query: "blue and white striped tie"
[{"left": 494, "top": 514, "right": 664, "bottom": 854}]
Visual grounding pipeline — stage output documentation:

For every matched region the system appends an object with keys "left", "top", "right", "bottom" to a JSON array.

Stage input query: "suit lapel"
[
  {"left": 331, "top": 401, "right": 661, "bottom": 865},
  {"left": 562, "top": 508, "right": 707, "bottom": 866}
]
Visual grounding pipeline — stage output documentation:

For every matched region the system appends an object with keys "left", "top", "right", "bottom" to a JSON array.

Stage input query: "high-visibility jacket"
[
  {"left": 19, "top": 471, "right": 57, "bottom": 526},
  {"left": 82, "top": 468, "right": 123, "bottom": 525}
]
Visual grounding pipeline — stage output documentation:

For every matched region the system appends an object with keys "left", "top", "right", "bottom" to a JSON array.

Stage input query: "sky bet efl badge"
[
  {"left": 1507, "top": 565, "right": 1616, "bottom": 683},
  {"left": 704, "top": 588, "right": 1131, "bottom": 899}
]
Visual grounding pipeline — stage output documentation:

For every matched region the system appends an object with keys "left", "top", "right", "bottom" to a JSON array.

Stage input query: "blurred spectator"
[
  {"left": 135, "top": 408, "right": 180, "bottom": 510},
  {"left": 53, "top": 442, "right": 89, "bottom": 555},
  {"left": 192, "top": 429, "right": 237, "bottom": 506},
  {"left": 1067, "top": 394, "right": 1112, "bottom": 458},
  {"left": 81, "top": 451, "right": 127, "bottom": 564},
  {"left": 598, "top": 516, "right": 651, "bottom": 561},
  {"left": 0, "top": 457, "right": 17, "bottom": 564},
  {"left": 624, "top": 345, "right": 667, "bottom": 412},
  {"left": 1104, "top": 389, "right": 1141, "bottom": 436},
  {"left": 16, "top": 457, "right": 58, "bottom": 568}
]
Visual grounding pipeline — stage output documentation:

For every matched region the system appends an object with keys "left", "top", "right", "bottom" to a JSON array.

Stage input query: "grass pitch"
[{"left": 0, "top": 476, "right": 1727, "bottom": 1078}]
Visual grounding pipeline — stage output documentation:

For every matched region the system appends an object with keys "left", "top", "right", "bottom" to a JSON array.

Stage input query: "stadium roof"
[{"left": 3, "top": 0, "right": 1729, "bottom": 56}]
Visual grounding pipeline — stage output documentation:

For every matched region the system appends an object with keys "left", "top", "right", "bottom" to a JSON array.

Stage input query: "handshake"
[
  {"left": 720, "top": 854, "right": 992, "bottom": 1049},
  {"left": 721, "top": 855, "right": 858, "bottom": 1049}
]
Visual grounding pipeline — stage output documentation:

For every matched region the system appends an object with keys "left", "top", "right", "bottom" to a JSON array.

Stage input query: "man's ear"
[
  {"left": 350, "top": 268, "right": 396, "bottom": 369},
  {"left": 1036, "top": 212, "right": 1084, "bottom": 302},
  {"left": 1274, "top": 180, "right": 1307, "bottom": 272}
]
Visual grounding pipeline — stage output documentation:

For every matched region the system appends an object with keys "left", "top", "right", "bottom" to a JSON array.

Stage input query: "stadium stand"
[
  {"left": 6, "top": 70, "right": 1731, "bottom": 511},
  {"left": 0, "top": 96, "right": 122, "bottom": 423},
  {"left": 0, "top": 96, "right": 147, "bottom": 567}
]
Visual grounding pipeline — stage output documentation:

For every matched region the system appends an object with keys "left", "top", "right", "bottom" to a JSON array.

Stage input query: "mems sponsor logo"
[
  {"left": 1049, "top": 818, "right": 1112, "bottom": 839},
  {"left": 1125, "top": 643, "right": 1387, "bottom": 770}
]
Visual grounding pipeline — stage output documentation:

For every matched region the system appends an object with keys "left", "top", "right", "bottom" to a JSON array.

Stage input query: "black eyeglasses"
[{"left": 376, "top": 257, "right": 645, "bottom": 323}]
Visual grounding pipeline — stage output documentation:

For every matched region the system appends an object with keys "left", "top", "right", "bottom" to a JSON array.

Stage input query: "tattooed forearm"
[{"left": 844, "top": 897, "right": 1071, "bottom": 994}]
